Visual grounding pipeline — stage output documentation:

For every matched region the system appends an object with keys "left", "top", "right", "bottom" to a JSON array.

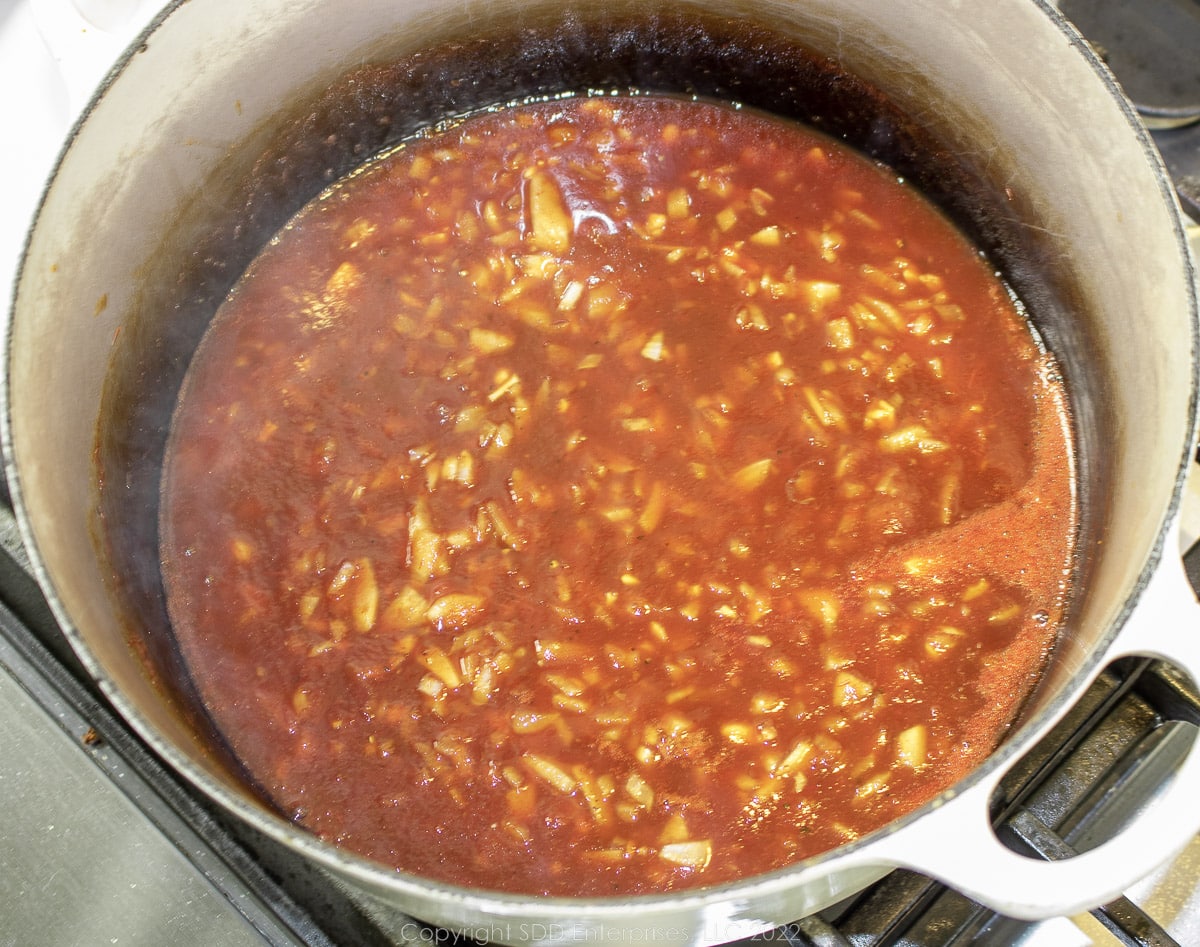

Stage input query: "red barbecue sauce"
[{"left": 160, "top": 96, "right": 1076, "bottom": 895}]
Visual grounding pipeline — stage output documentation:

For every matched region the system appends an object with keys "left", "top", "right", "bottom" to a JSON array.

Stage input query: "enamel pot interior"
[{"left": 5, "top": 0, "right": 1197, "bottom": 935}]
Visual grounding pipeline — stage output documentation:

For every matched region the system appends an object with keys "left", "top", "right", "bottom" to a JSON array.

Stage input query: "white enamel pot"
[{"left": 5, "top": 0, "right": 1200, "bottom": 942}]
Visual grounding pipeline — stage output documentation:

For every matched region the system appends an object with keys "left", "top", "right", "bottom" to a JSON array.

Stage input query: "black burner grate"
[{"left": 1060, "top": 0, "right": 1200, "bottom": 223}]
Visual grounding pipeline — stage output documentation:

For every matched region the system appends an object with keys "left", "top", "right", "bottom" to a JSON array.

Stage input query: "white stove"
[{"left": 2, "top": 2, "right": 1199, "bottom": 945}]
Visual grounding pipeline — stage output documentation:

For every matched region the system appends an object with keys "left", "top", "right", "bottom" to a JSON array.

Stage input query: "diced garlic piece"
[
  {"left": 908, "top": 312, "right": 935, "bottom": 336},
  {"left": 408, "top": 154, "right": 433, "bottom": 180},
  {"left": 826, "top": 317, "right": 854, "bottom": 350},
  {"left": 879, "top": 425, "right": 948, "bottom": 453},
  {"left": 501, "top": 766, "right": 526, "bottom": 789},
  {"left": 735, "top": 303, "right": 770, "bottom": 331},
  {"left": 856, "top": 773, "right": 890, "bottom": 799},
  {"left": 292, "top": 688, "right": 310, "bottom": 713},
  {"left": 325, "top": 261, "right": 361, "bottom": 296},
  {"left": 749, "top": 225, "right": 782, "bottom": 246},
  {"left": 351, "top": 558, "right": 378, "bottom": 633},
  {"left": 774, "top": 739, "right": 813, "bottom": 777},
  {"left": 848, "top": 208, "right": 882, "bottom": 231},
  {"left": 885, "top": 353, "right": 916, "bottom": 383},
  {"left": 409, "top": 528, "right": 446, "bottom": 583},
  {"left": 962, "top": 578, "right": 991, "bottom": 601},
  {"left": 660, "top": 840, "right": 712, "bottom": 869},
  {"left": 732, "top": 459, "right": 773, "bottom": 491},
  {"left": 833, "top": 671, "right": 873, "bottom": 706},
  {"left": 860, "top": 263, "right": 905, "bottom": 296},
  {"left": 739, "top": 582, "right": 773, "bottom": 624},
  {"left": 658, "top": 814, "right": 691, "bottom": 845},
  {"left": 511, "top": 710, "right": 560, "bottom": 734},
  {"left": 748, "top": 187, "right": 774, "bottom": 215},
  {"left": 751, "top": 694, "right": 785, "bottom": 715},
  {"left": 547, "top": 673, "right": 586, "bottom": 697},
  {"left": 863, "top": 399, "right": 896, "bottom": 430},
  {"left": 482, "top": 500, "right": 526, "bottom": 551},
  {"left": 552, "top": 694, "right": 590, "bottom": 714},
  {"left": 426, "top": 593, "right": 486, "bottom": 630},
  {"left": 625, "top": 773, "right": 655, "bottom": 807},
  {"left": 896, "top": 724, "right": 928, "bottom": 768},
  {"left": 576, "top": 768, "right": 613, "bottom": 824},
  {"left": 809, "top": 228, "right": 842, "bottom": 262},
  {"left": 925, "top": 626, "right": 965, "bottom": 657},
  {"left": 637, "top": 481, "right": 667, "bottom": 534},
  {"left": 506, "top": 785, "right": 536, "bottom": 820},
  {"left": 487, "top": 372, "right": 521, "bottom": 403},
  {"left": 665, "top": 686, "right": 695, "bottom": 705},
  {"left": 523, "top": 753, "right": 577, "bottom": 793},
  {"left": 903, "top": 556, "right": 938, "bottom": 576},
  {"left": 342, "top": 218, "right": 377, "bottom": 247},
  {"left": 327, "top": 559, "right": 356, "bottom": 595},
  {"left": 559, "top": 279, "right": 585, "bottom": 312},
  {"left": 799, "top": 589, "right": 839, "bottom": 632},
  {"left": 988, "top": 603, "right": 1023, "bottom": 624},
  {"left": 525, "top": 170, "right": 572, "bottom": 254},
  {"left": 643, "top": 212, "right": 668, "bottom": 237},
  {"left": 468, "top": 326, "right": 514, "bottom": 354},
  {"left": 802, "top": 280, "right": 842, "bottom": 309},
  {"left": 667, "top": 188, "right": 691, "bottom": 219},
  {"left": 938, "top": 475, "right": 960, "bottom": 525},
  {"left": 517, "top": 306, "right": 555, "bottom": 331},
  {"left": 417, "top": 646, "right": 462, "bottom": 688},
  {"left": 822, "top": 649, "right": 853, "bottom": 671},
  {"left": 502, "top": 818, "right": 534, "bottom": 843},
  {"left": 802, "top": 387, "right": 847, "bottom": 430},
  {"left": 641, "top": 331, "right": 666, "bottom": 362},
  {"left": 298, "top": 590, "right": 321, "bottom": 621},
  {"left": 381, "top": 585, "right": 428, "bottom": 630}
]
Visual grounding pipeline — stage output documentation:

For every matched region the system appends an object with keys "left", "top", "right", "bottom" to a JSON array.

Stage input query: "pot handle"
[
  {"left": 29, "top": 0, "right": 145, "bottom": 121},
  {"left": 858, "top": 527, "right": 1200, "bottom": 921}
]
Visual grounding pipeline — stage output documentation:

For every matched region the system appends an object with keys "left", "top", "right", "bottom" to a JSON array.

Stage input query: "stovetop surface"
[{"left": 3, "top": 2, "right": 1200, "bottom": 946}]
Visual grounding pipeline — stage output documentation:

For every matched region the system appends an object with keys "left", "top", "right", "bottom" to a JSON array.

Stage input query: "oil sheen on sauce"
[{"left": 160, "top": 95, "right": 1076, "bottom": 896}]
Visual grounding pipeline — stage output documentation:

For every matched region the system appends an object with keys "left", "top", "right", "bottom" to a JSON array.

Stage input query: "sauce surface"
[{"left": 161, "top": 96, "right": 1076, "bottom": 895}]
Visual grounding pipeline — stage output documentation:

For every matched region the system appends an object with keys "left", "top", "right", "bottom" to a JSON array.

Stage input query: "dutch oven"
[{"left": 5, "top": 0, "right": 1200, "bottom": 942}]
